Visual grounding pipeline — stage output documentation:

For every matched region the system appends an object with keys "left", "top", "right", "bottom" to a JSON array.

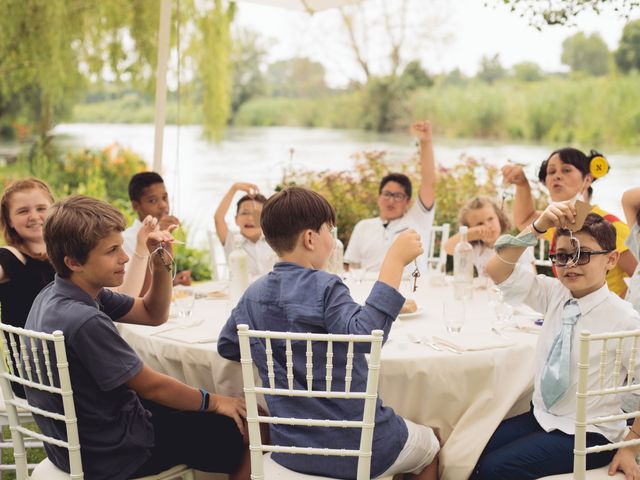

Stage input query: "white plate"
[{"left": 398, "top": 306, "right": 424, "bottom": 319}]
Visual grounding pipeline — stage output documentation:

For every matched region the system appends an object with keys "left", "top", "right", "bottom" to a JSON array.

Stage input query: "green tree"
[
  {"left": 512, "top": 62, "right": 544, "bottom": 82},
  {"left": 561, "top": 32, "right": 610, "bottom": 76},
  {"left": 230, "top": 27, "right": 268, "bottom": 119},
  {"left": 497, "top": 0, "right": 640, "bottom": 27},
  {"left": 477, "top": 54, "right": 506, "bottom": 84},
  {"left": 0, "top": 0, "right": 234, "bottom": 140},
  {"left": 399, "top": 60, "right": 433, "bottom": 90},
  {"left": 266, "top": 58, "right": 327, "bottom": 98},
  {"left": 615, "top": 19, "right": 640, "bottom": 73}
]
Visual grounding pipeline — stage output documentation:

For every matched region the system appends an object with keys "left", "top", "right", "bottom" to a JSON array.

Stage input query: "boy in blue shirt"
[
  {"left": 473, "top": 204, "right": 640, "bottom": 479},
  {"left": 26, "top": 195, "right": 250, "bottom": 480},
  {"left": 218, "top": 186, "right": 440, "bottom": 480}
]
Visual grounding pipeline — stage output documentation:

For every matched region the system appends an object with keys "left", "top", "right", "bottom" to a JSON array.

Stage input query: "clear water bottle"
[
  {"left": 453, "top": 225, "right": 473, "bottom": 301},
  {"left": 228, "top": 233, "right": 250, "bottom": 310},
  {"left": 327, "top": 227, "right": 344, "bottom": 277}
]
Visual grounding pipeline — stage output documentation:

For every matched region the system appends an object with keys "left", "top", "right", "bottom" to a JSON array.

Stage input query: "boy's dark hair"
[
  {"left": 538, "top": 148, "right": 605, "bottom": 199},
  {"left": 236, "top": 194, "right": 268, "bottom": 214},
  {"left": 379, "top": 173, "right": 412, "bottom": 199},
  {"left": 128, "top": 172, "right": 165, "bottom": 202},
  {"left": 557, "top": 213, "right": 616, "bottom": 252},
  {"left": 44, "top": 195, "right": 127, "bottom": 278},
  {"left": 261, "top": 187, "right": 336, "bottom": 255}
]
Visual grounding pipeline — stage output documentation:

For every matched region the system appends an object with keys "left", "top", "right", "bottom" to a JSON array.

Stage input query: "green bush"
[{"left": 277, "top": 150, "right": 547, "bottom": 246}]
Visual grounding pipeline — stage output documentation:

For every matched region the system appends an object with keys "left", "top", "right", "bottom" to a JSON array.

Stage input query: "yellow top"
[{"left": 542, "top": 205, "right": 630, "bottom": 297}]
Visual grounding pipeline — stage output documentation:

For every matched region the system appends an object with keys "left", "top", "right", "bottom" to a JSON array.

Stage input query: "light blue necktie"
[{"left": 540, "top": 299, "right": 581, "bottom": 409}]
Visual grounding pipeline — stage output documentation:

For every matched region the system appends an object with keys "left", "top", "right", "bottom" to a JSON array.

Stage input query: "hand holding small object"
[{"left": 536, "top": 201, "right": 577, "bottom": 232}]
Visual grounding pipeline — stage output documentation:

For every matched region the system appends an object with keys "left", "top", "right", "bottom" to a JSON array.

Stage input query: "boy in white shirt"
[
  {"left": 214, "top": 182, "right": 276, "bottom": 278},
  {"left": 472, "top": 204, "right": 640, "bottom": 479},
  {"left": 344, "top": 121, "right": 436, "bottom": 274}
]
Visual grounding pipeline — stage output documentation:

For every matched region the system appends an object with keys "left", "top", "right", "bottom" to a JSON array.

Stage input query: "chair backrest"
[
  {"left": 533, "top": 237, "right": 552, "bottom": 268},
  {"left": 237, "top": 325, "right": 384, "bottom": 480},
  {"left": 0, "top": 322, "right": 83, "bottom": 479},
  {"left": 427, "top": 223, "right": 450, "bottom": 269},
  {"left": 573, "top": 329, "right": 640, "bottom": 480}
]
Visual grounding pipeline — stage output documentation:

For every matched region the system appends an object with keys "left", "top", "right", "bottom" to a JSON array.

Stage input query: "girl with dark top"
[{"left": 0, "top": 178, "right": 55, "bottom": 396}]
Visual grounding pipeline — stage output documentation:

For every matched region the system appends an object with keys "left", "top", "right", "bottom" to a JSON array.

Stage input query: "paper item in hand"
[
  {"left": 568, "top": 200, "right": 590, "bottom": 232},
  {"left": 431, "top": 334, "right": 514, "bottom": 352}
]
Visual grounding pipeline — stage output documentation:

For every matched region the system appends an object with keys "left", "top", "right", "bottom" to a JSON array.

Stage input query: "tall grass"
[{"left": 70, "top": 75, "right": 640, "bottom": 148}]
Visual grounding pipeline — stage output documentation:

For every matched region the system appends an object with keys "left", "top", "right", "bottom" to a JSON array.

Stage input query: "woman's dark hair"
[{"left": 538, "top": 148, "right": 607, "bottom": 199}]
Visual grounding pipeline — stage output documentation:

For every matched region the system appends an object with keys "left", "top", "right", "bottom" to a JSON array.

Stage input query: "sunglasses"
[{"left": 549, "top": 250, "right": 611, "bottom": 267}]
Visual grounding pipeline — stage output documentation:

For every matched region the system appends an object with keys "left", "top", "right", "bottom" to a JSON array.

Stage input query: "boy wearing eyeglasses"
[
  {"left": 344, "top": 120, "right": 437, "bottom": 274},
  {"left": 471, "top": 205, "right": 640, "bottom": 479}
]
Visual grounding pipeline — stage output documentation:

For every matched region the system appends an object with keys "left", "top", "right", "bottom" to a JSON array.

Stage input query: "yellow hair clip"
[{"left": 589, "top": 155, "right": 609, "bottom": 179}]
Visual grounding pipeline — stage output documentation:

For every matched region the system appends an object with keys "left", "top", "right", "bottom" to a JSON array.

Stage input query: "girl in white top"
[
  {"left": 444, "top": 196, "right": 535, "bottom": 278},
  {"left": 214, "top": 182, "right": 276, "bottom": 278}
]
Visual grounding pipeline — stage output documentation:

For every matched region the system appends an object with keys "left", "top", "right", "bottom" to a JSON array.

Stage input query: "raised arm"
[
  {"left": 502, "top": 164, "right": 540, "bottom": 231},
  {"left": 622, "top": 187, "right": 640, "bottom": 227},
  {"left": 411, "top": 121, "right": 436, "bottom": 209},
  {"left": 443, "top": 226, "right": 494, "bottom": 256},
  {"left": 113, "top": 215, "right": 157, "bottom": 296},
  {"left": 378, "top": 229, "right": 423, "bottom": 289},
  {"left": 486, "top": 201, "right": 576, "bottom": 284},
  {"left": 214, "top": 182, "right": 259, "bottom": 246},
  {"left": 118, "top": 229, "right": 176, "bottom": 326}
]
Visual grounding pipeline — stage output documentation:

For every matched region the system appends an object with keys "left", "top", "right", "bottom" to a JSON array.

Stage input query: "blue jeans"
[{"left": 470, "top": 409, "right": 615, "bottom": 480}]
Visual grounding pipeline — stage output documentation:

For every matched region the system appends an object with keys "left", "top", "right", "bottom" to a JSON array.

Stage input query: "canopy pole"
[{"left": 153, "top": 0, "right": 172, "bottom": 173}]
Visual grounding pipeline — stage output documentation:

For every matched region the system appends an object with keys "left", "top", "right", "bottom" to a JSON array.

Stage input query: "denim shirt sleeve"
[
  {"left": 323, "top": 280, "right": 404, "bottom": 342},
  {"left": 217, "top": 302, "right": 249, "bottom": 362}
]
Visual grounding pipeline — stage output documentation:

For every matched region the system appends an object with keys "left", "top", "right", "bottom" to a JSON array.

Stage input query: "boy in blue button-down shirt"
[{"left": 218, "top": 186, "right": 440, "bottom": 480}]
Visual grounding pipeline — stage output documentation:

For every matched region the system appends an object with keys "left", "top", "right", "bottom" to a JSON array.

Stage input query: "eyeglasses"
[
  {"left": 549, "top": 250, "right": 611, "bottom": 267},
  {"left": 380, "top": 191, "right": 408, "bottom": 202}
]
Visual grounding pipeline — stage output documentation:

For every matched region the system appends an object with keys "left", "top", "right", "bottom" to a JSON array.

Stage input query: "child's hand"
[
  {"left": 233, "top": 182, "right": 259, "bottom": 196},
  {"left": 411, "top": 120, "right": 432, "bottom": 143},
  {"left": 135, "top": 215, "right": 158, "bottom": 252},
  {"left": 469, "top": 225, "right": 495, "bottom": 242},
  {"left": 536, "top": 201, "right": 577, "bottom": 232},
  {"left": 387, "top": 229, "right": 423, "bottom": 266},
  {"left": 609, "top": 445, "right": 640, "bottom": 479},
  {"left": 174, "top": 270, "right": 192, "bottom": 286},
  {"left": 501, "top": 164, "right": 528, "bottom": 187},
  {"left": 159, "top": 214, "right": 180, "bottom": 232}
]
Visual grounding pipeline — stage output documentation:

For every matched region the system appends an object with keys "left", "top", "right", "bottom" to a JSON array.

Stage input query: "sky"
[{"left": 234, "top": 0, "right": 638, "bottom": 87}]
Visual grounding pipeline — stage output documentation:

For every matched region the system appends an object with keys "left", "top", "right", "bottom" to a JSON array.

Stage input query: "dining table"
[{"left": 119, "top": 274, "right": 541, "bottom": 480}]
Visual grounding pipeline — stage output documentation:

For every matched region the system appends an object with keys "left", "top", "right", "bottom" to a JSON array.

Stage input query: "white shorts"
[{"left": 376, "top": 418, "right": 440, "bottom": 477}]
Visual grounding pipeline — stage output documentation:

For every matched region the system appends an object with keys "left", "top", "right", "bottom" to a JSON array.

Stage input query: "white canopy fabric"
[{"left": 236, "top": 0, "right": 361, "bottom": 13}]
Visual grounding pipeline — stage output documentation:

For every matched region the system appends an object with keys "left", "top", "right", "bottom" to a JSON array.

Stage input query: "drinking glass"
[
  {"left": 349, "top": 262, "right": 366, "bottom": 284},
  {"left": 173, "top": 287, "right": 195, "bottom": 318},
  {"left": 427, "top": 262, "right": 447, "bottom": 287},
  {"left": 487, "top": 286, "right": 513, "bottom": 330},
  {"left": 443, "top": 301, "right": 465, "bottom": 334}
]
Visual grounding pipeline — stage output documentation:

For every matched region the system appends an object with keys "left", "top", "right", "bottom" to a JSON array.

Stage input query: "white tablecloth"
[{"left": 120, "top": 279, "right": 540, "bottom": 480}]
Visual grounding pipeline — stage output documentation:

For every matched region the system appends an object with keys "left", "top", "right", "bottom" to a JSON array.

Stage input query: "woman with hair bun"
[{"left": 502, "top": 147, "right": 637, "bottom": 297}]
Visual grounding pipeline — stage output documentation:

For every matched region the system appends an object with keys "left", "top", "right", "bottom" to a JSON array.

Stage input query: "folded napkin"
[
  {"left": 154, "top": 322, "right": 218, "bottom": 344},
  {"left": 432, "top": 334, "right": 514, "bottom": 352}
]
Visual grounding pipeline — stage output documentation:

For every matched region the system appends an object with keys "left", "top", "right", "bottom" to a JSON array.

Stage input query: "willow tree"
[{"left": 0, "top": 0, "right": 233, "bottom": 139}]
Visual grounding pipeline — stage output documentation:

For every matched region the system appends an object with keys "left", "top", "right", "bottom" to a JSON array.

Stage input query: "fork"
[{"left": 429, "top": 339, "right": 462, "bottom": 354}]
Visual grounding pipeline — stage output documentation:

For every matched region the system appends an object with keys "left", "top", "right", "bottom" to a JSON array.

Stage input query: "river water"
[{"left": 51, "top": 123, "right": 638, "bottom": 247}]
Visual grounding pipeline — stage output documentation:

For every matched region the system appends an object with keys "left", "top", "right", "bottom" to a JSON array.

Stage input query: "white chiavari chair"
[
  {"left": 237, "top": 324, "right": 393, "bottom": 480},
  {"left": 427, "top": 223, "right": 450, "bottom": 270},
  {"left": 0, "top": 322, "right": 194, "bottom": 480},
  {"left": 540, "top": 329, "right": 640, "bottom": 480}
]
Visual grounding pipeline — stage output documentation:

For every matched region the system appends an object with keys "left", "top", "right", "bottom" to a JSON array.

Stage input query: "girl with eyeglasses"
[{"left": 502, "top": 147, "right": 636, "bottom": 297}]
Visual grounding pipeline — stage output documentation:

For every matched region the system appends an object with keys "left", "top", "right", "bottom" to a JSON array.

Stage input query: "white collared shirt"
[
  {"left": 499, "top": 265, "right": 640, "bottom": 442},
  {"left": 224, "top": 234, "right": 277, "bottom": 278},
  {"left": 344, "top": 198, "right": 435, "bottom": 274},
  {"left": 122, "top": 219, "right": 142, "bottom": 273}
]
